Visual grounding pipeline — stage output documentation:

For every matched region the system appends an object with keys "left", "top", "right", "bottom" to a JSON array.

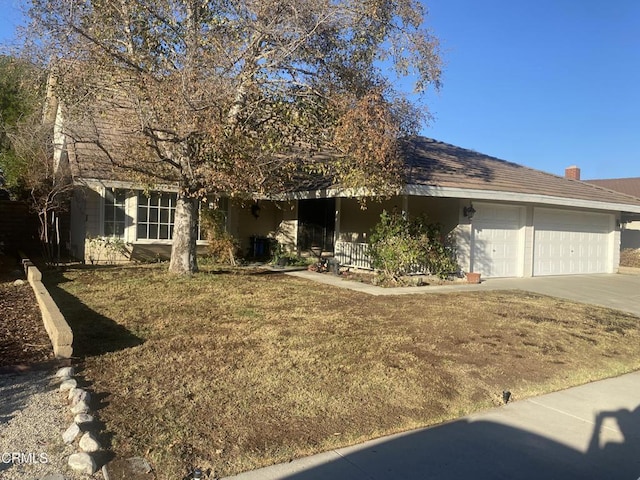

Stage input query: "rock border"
[
  {"left": 20, "top": 256, "right": 73, "bottom": 358},
  {"left": 17, "top": 259, "right": 154, "bottom": 479},
  {"left": 55, "top": 366, "right": 102, "bottom": 475}
]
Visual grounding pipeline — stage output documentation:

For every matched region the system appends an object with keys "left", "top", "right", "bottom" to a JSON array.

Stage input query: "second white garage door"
[{"left": 533, "top": 208, "right": 612, "bottom": 276}]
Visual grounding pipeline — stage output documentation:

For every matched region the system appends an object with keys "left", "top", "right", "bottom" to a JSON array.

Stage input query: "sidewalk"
[{"left": 223, "top": 370, "right": 640, "bottom": 480}]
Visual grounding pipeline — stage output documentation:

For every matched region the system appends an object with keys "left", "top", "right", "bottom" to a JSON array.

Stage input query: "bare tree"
[
  {"left": 6, "top": 121, "right": 74, "bottom": 263},
  {"left": 25, "top": 0, "right": 442, "bottom": 274},
  {"left": 0, "top": 55, "right": 73, "bottom": 264}
]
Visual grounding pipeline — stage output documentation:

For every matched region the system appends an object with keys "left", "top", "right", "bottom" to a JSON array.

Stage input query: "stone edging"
[
  {"left": 55, "top": 366, "right": 104, "bottom": 475},
  {"left": 21, "top": 258, "right": 73, "bottom": 358}
]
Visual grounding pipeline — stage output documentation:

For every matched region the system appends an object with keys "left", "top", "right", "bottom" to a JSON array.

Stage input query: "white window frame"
[
  {"left": 103, "top": 188, "right": 127, "bottom": 239},
  {"left": 136, "top": 191, "right": 177, "bottom": 242}
]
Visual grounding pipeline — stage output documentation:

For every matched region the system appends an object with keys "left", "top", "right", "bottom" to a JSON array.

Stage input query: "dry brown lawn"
[{"left": 44, "top": 264, "right": 640, "bottom": 479}]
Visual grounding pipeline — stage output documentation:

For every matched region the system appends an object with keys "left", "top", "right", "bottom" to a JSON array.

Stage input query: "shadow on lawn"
[
  {"left": 42, "top": 267, "right": 143, "bottom": 358},
  {"left": 278, "top": 405, "right": 640, "bottom": 480}
]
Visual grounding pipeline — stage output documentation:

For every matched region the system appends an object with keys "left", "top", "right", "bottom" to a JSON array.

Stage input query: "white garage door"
[
  {"left": 472, "top": 204, "right": 524, "bottom": 278},
  {"left": 533, "top": 208, "right": 612, "bottom": 276}
]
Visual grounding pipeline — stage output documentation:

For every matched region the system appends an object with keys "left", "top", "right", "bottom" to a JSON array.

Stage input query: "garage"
[
  {"left": 533, "top": 208, "right": 613, "bottom": 276},
  {"left": 472, "top": 203, "right": 525, "bottom": 278}
]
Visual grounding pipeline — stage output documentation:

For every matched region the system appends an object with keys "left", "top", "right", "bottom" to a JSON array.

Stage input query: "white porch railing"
[
  {"left": 335, "top": 241, "right": 441, "bottom": 275},
  {"left": 334, "top": 241, "right": 372, "bottom": 269}
]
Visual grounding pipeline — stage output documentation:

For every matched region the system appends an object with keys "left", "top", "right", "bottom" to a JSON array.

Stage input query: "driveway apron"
[{"left": 483, "top": 273, "right": 640, "bottom": 317}]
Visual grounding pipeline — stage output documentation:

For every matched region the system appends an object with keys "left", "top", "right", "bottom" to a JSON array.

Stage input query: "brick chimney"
[{"left": 565, "top": 165, "right": 581, "bottom": 180}]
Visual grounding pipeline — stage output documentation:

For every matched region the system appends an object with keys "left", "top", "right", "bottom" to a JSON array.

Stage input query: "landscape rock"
[
  {"left": 62, "top": 422, "right": 81, "bottom": 444},
  {"left": 128, "top": 456, "right": 153, "bottom": 474},
  {"left": 13, "top": 279, "right": 25, "bottom": 286},
  {"left": 69, "top": 388, "right": 90, "bottom": 406},
  {"left": 59, "top": 378, "right": 77, "bottom": 392},
  {"left": 70, "top": 399, "right": 90, "bottom": 414},
  {"left": 56, "top": 366, "right": 75, "bottom": 378},
  {"left": 79, "top": 432, "right": 101, "bottom": 452},
  {"left": 68, "top": 452, "right": 97, "bottom": 475},
  {"left": 74, "top": 413, "right": 94, "bottom": 426},
  {"left": 67, "top": 386, "right": 77, "bottom": 401}
]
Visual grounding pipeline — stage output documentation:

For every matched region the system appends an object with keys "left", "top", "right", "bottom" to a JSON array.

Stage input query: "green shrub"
[{"left": 367, "top": 210, "right": 458, "bottom": 281}]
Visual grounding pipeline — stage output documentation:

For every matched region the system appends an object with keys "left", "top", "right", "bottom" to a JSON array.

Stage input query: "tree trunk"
[{"left": 169, "top": 193, "right": 199, "bottom": 274}]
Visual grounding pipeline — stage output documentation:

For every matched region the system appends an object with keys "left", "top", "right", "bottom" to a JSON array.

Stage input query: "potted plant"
[{"left": 466, "top": 272, "right": 481, "bottom": 284}]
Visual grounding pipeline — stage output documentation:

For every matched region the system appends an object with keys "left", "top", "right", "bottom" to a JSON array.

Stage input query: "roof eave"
[
  {"left": 404, "top": 185, "right": 640, "bottom": 214},
  {"left": 74, "top": 177, "right": 180, "bottom": 192},
  {"left": 273, "top": 185, "right": 640, "bottom": 214}
]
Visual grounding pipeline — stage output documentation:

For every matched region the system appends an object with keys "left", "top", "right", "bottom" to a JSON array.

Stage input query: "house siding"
[
  {"left": 69, "top": 187, "right": 87, "bottom": 260},
  {"left": 84, "top": 186, "right": 102, "bottom": 239}
]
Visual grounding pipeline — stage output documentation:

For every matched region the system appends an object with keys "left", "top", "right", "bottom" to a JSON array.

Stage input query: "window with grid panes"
[
  {"left": 136, "top": 191, "right": 177, "bottom": 240},
  {"left": 104, "top": 189, "right": 126, "bottom": 238}
]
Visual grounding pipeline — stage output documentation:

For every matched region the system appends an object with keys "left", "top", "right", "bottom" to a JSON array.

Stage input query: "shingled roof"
[
  {"left": 585, "top": 177, "right": 640, "bottom": 200},
  {"left": 60, "top": 78, "right": 177, "bottom": 185},
  {"left": 61, "top": 95, "right": 640, "bottom": 212},
  {"left": 401, "top": 137, "right": 640, "bottom": 209}
]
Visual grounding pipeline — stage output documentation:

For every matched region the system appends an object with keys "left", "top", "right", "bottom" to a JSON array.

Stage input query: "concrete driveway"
[
  {"left": 484, "top": 273, "right": 640, "bottom": 317},
  {"left": 288, "top": 271, "right": 640, "bottom": 317}
]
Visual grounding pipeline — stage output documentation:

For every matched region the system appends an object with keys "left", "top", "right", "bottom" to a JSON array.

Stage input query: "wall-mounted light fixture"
[{"left": 463, "top": 203, "right": 476, "bottom": 220}]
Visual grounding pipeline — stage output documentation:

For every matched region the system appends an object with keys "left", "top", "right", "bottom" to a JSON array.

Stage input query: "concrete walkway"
[
  {"left": 286, "top": 271, "right": 640, "bottom": 316},
  {"left": 223, "top": 371, "right": 640, "bottom": 480}
]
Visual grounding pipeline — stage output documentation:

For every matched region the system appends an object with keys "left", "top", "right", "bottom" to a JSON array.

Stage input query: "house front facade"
[
  {"left": 59, "top": 120, "right": 640, "bottom": 277},
  {"left": 275, "top": 139, "right": 640, "bottom": 278}
]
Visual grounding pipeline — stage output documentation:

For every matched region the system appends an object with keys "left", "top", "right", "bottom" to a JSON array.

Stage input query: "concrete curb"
[
  {"left": 618, "top": 266, "right": 640, "bottom": 275},
  {"left": 22, "top": 259, "right": 73, "bottom": 358}
]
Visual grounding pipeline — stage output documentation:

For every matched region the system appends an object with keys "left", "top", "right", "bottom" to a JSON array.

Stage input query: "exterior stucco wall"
[
  {"left": 522, "top": 206, "right": 535, "bottom": 277},
  {"left": 405, "top": 196, "right": 460, "bottom": 234},
  {"left": 337, "top": 197, "right": 400, "bottom": 243},
  {"left": 275, "top": 201, "right": 298, "bottom": 252},
  {"left": 228, "top": 200, "right": 296, "bottom": 256},
  {"left": 455, "top": 222, "right": 472, "bottom": 274}
]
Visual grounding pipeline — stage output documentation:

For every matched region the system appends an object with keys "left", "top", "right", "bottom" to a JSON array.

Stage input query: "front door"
[{"left": 297, "top": 198, "right": 336, "bottom": 253}]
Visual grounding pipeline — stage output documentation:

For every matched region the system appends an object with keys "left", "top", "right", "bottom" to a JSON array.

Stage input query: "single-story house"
[
  {"left": 584, "top": 176, "right": 640, "bottom": 250},
  {"left": 54, "top": 94, "right": 640, "bottom": 278}
]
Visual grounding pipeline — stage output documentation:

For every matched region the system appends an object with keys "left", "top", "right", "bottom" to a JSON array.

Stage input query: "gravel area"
[
  {"left": 0, "top": 370, "right": 90, "bottom": 480},
  {"left": 0, "top": 254, "right": 98, "bottom": 480}
]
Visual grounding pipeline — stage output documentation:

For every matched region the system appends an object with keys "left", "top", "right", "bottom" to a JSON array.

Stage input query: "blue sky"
[
  {"left": 420, "top": 0, "right": 640, "bottom": 180},
  {"left": 1, "top": 0, "right": 638, "bottom": 180}
]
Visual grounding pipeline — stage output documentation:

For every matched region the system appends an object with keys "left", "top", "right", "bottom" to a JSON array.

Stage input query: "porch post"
[{"left": 334, "top": 197, "right": 342, "bottom": 250}]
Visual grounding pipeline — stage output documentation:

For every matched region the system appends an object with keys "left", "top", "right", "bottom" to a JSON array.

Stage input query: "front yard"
[{"left": 45, "top": 264, "right": 640, "bottom": 479}]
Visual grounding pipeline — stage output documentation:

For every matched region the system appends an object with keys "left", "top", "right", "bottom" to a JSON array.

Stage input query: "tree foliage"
[
  {"left": 0, "top": 55, "right": 44, "bottom": 183},
  {"left": 0, "top": 55, "right": 73, "bottom": 262},
  {"left": 24, "top": 0, "right": 443, "bottom": 274}
]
